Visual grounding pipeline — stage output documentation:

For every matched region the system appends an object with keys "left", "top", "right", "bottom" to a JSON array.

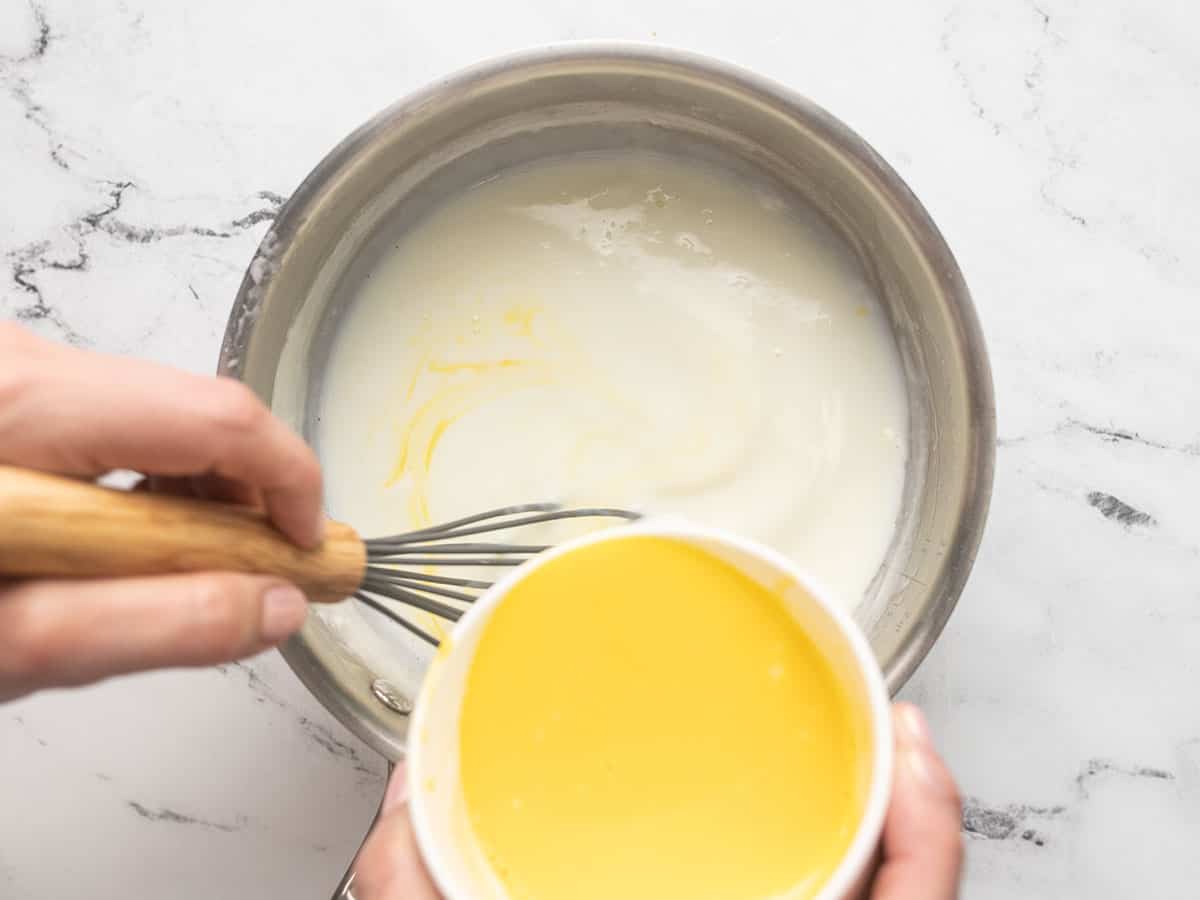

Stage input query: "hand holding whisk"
[{"left": 0, "top": 465, "right": 638, "bottom": 646}]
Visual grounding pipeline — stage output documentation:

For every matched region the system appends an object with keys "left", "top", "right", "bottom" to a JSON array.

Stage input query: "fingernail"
[
  {"left": 292, "top": 516, "right": 325, "bottom": 550},
  {"left": 309, "top": 515, "right": 327, "bottom": 548},
  {"left": 904, "top": 746, "right": 935, "bottom": 787},
  {"left": 896, "top": 703, "right": 932, "bottom": 748},
  {"left": 382, "top": 766, "right": 410, "bottom": 814},
  {"left": 261, "top": 585, "right": 308, "bottom": 643},
  {"left": 902, "top": 745, "right": 958, "bottom": 802}
]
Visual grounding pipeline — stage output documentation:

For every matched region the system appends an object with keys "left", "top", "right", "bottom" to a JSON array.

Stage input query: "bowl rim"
[
  {"left": 219, "top": 40, "right": 995, "bottom": 758},
  {"left": 408, "top": 519, "right": 894, "bottom": 900}
]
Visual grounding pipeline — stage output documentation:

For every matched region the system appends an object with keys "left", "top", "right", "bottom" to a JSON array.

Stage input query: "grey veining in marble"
[{"left": 2, "top": 0, "right": 1199, "bottom": 897}]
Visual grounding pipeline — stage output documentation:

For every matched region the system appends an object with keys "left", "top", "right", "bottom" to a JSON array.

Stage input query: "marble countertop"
[{"left": 2, "top": 0, "right": 1198, "bottom": 897}]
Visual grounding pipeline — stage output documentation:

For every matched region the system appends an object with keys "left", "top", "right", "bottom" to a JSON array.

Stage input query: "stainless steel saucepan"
[{"left": 218, "top": 43, "right": 994, "bottom": 893}]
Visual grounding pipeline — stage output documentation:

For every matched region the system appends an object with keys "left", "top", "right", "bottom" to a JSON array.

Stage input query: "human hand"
[
  {"left": 351, "top": 767, "right": 439, "bottom": 900},
  {"left": 0, "top": 323, "right": 323, "bottom": 701},
  {"left": 350, "top": 702, "right": 963, "bottom": 899},
  {"left": 871, "top": 703, "right": 964, "bottom": 899}
]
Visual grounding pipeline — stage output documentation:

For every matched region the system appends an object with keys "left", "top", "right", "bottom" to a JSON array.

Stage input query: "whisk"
[
  {"left": 353, "top": 502, "right": 638, "bottom": 645},
  {"left": 0, "top": 465, "right": 637, "bottom": 646}
]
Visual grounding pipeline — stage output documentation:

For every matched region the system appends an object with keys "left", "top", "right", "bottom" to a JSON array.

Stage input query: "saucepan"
[{"left": 217, "top": 41, "right": 994, "bottom": 895}]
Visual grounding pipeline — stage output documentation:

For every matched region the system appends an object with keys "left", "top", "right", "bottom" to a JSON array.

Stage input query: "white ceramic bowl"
[{"left": 408, "top": 519, "right": 893, "bottom": 900}]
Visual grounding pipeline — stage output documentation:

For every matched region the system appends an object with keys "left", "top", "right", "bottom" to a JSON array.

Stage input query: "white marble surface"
[{"left": 2, "top": 0, "right": 1198, "bottom": 896}]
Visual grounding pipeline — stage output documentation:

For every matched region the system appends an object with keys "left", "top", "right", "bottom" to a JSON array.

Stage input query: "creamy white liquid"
[{"left": 319, "top": 154, "right": 907, "bottom": 615}]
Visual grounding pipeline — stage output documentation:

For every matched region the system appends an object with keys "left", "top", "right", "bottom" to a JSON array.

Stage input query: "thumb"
[
  {"left": 0, "top": 573, "right": 308, "bottom": 698},
  {"left": 354, "top": 765, "right": 442, "bottom": 899},
  {"left": 870, "top": 703, "right": 964, "bottom": 900}
]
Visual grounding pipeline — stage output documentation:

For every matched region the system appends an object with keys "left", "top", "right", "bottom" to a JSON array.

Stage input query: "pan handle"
[
  {"left": 330, "top": 762, "right": 394, "bottom": 900},
  {"left": 331, "top": 869, "right": 358, "bottom": 900}
]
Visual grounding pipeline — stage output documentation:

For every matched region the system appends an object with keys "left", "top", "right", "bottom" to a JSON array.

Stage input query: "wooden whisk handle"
[{"left": 0, "top": 465, "right": 366, "bottom": 603}]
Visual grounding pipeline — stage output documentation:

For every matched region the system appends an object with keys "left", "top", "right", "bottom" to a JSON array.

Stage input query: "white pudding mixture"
[{"left": 318, "top": 153, "right": 907, "bottom": 617}]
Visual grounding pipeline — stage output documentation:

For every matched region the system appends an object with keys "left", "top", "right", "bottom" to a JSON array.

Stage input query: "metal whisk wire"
[{"left": 354, "top": 503, "right": 639, "bottom": 646}]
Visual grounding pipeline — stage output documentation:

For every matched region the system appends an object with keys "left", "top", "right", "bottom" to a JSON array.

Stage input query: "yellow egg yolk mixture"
[{"left": 458, "top": 536, "right": 867, "bottom": 900}]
